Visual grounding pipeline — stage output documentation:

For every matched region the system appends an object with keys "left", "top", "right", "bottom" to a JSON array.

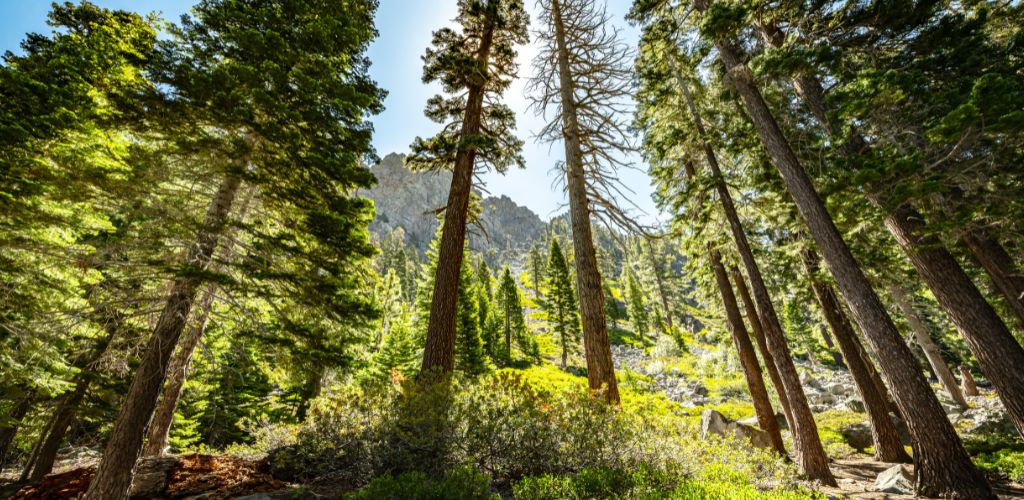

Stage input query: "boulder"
[
  {"left": 700, "top": 409, "right": 772, "bottom": 449},
  {"left": 873, "top": 464, "right": 913, "bottom": 494},
  {"left": 840, "top": 422, "right": 874, "bottom": 452},
  {"left": 129, "top": 455, "right": 181, "bottom": 499}
]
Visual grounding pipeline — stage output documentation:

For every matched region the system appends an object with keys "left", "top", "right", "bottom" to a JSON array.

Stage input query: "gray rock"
[
  {"left": 874, "top": 464, "right": 913, "bottom": 494},
  {"left": 700, "top": 409, "right": 772, "bottom": 449},
  {"left": 840, "top": 422, "right": 874, "bottom": 451},
  {"left": 129, "top": 455, "right": 181, "bottom": 499}
]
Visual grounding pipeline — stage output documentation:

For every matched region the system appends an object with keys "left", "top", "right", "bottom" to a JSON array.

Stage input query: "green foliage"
[
  {"left": 279, "top": 367, "right": 800, "bottom": 493},
  {"left": 348, "top": 467, "right": 497, "bottom": 500},
  {"left": 625, "top": 271, "right": 650, "bottom": 340},
  {"left": 456, "top": 260, "right": 490, "bottom": 375},
  {"left": 545, "top": 239, "right": 580, "bottom": 366}
]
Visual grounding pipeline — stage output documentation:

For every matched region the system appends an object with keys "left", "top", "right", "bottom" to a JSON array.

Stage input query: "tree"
[
  {"left": 529, "top": 0, "right": 634, "bottom": 403},
  {"left": 497, "top": 267, "right": 534, "bottom": 361},
  {"left": 625, "top": 271, "right": 650, "bottom": 341},
  {"left": 546, "top": 239, "right": 580, "bottom": 369},
  {"left": 411, "top": 0, "right": 528, "bottom": 377},
  {"left": 455, "top": 258, "right": 490, "bottom": 375},
  {"left": 84, "top": 0, "right": 385, "bottom": 497},
  {"left": 527, "top": 244, "right": 547, "bottom": 297},
  {"left": 681, "top": 4, "right": 992, "bottom": 496}
]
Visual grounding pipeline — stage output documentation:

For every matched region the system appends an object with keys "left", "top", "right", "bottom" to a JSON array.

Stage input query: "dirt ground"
[
  {"left": 817, "top": 459, "right": 1024, "bottom": 499},
  {"left": 4, "top": 454, "right": 285, "bottom": 499}
]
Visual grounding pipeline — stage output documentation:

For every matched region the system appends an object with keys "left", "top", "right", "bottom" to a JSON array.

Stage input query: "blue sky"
[{"left": 1, "top": 0, "right": 659, "bottom": 223}]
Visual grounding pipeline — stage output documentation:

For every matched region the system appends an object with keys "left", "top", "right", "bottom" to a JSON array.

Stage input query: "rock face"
[
  {"left": 361, "top": 153, "right": 546, "bottom": 266},
  {"left": 873, "top": 464, "right": 914, "bottom": 494},
  {"left": 128, "top": 455, "right": 180, "bottom": 499},
  {"left": 699, "top": 409, "right": 772, "bottom": 449}
]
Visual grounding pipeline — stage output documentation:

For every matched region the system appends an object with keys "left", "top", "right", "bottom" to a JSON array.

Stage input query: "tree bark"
[
  {"left": 959, "top": 366, "right": 980, "bottom": 397},
  {"left": 731, "top": 266, "right": 794, "bottom": 431},
  {"left": 961, "top": 225, "right": 1024, "bottom": 328},
  {"left": 143, "top": 188, "right": 253, "bottom": 457},
  {"left": 816, "top": 325, "right": 845, "bottom": 369},
  {"left": 707, "top": 249, "right": 786, "bottom": 455},
  {"left": 84, "top": 172, "right": 242, "bottom": 500},
  {"left": 419, "top": 10, "right": 496, "bottom": 378},
  {"left": 762, "top": 19, "right": 1024, "bottom": 440},
  {"left": 551, "top": 0, "right": 619, "bottom": 403},
  {"left": 141, "top": 285, "right": 215, "bottom": 457},
  {"left": 706, "top": 31, "right": 992, "bottom": 496},
  {"left": 889, "top": 285, "right": 968, "bottom": 409},
  {"left": 669, "top": 53, "right": 833, "bottom": 484},
  {"left": 802, "top": 248, "right": 910, "bottom": 463},
  {"left": 0, "top": 391, "right": 34, "bottom": 469}
]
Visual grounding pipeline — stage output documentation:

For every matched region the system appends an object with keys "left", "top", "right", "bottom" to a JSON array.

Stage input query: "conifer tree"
[
  {"left": 625, "top": 271, "right": 650, "bottom": 341},
  {"left": 546, "top": 239, "right": 580, "bottom": 368},
  {"left": 411, "top": 0, "right": 528, "bottom": 377},
  {"left": 529, "top": 0, "right": 634, "bottom": 402},
  {"left": 456, "top": 260, "right": 490, "bottom": 375},
  {"left": 84, "top": 0, "right": 385, "bottom": 496},
  {"left": 370, "top": 307, "right": 420, "bottom": 382},
  {"left": 497, "top": 267, "right": 533, "bottom": 360}
]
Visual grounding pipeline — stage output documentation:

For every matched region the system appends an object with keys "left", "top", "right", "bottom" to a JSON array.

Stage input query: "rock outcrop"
[{"left": 699, "top": 409, "right": 772, "bottom": 449}]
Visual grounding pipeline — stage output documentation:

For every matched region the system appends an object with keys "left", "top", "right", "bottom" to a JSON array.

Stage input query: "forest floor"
[{"left": 4, "top": 455, "right": 1024, "bottom": 498}]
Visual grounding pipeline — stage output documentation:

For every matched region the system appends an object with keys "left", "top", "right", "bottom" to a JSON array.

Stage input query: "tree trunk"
[
  {"left": 646, "top": 240, "right": 673, "bottom": 332},
  {"left": 143, "top": 189, "right": 253, "bottom": 457},
  {"left": 731, "top": 266, "right": 794, "bottom": 431},
  {"left": 0, "top": 391, "right": 34, "bottom": 469},
  {"left": 959, "top": 366, "right": 980, "bottom": 397},
  {"left": 141, "top": 285, "right": 216, "bottom": 457},
  {"left": 707, "top": 32, "right": 992, "bottom": 496},
  {"left": 24, "top": 306, "right": 121, "bottom": 481},
  {"left": 419, "top": 13, "right": 496, "bottom": 379},
  {"left": 961, "top": 225, "right": 1024, "bottom": 328},
  {"left": 889, "top": 285, "right": 968, "bottom": 409},
  {"left": 551, "top": 0, "right": 618, "bottom": 403},
  {"left": 764, "top": 19, "right": 1024, "bottom": 440},
  {"left": 802, "top": 248, "right": 911, "bottom": 463},
  {"left": 707, "top": 250, "right": 786, "bottom": 455},
  {"left": 816, "top": 325, "right": 845, "bottom": 369},
  {"left": 669, "top": 54, "right": 833, "bottom": 484},
  {"left": 84, "top": 172, "right": 242, "bottom": 500}
]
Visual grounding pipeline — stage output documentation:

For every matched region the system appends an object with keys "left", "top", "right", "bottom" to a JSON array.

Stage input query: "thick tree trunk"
[
  {"left": 0, "top": 391, "right": 34, "bottom": 469},
  {"left": 766, "top": 19, "right": 1024, "bottom": 439},
  {"left": 84, "top": 173, "right": 242, "bottom": 500},
  {"left": 670, "top": 55, "right": 833, "bottom": 484},
  {"left": 708, "top": 249, "right": 786, "bottom": 455},
  {"left": 879, "top": 203, "right": 1024, "bottom": 436},
  {"left": 959, "top": 366, "right": 980, "bottom": 397},
  {"left": 707, "top": 33, "right": 992, "bottom": 497},
  {"left": 802, "top": 248, "right": 910, "bottom": 463},
  {"left": 551, "top": 0, "right": 618, "bottom": 403},
  {"left": 889, "top": 286, "right": 968, "bottom": 409},
  {"left": 419, "top": 15, "right": 495, "bottom": 378},
  {"left": 143, "top": 189, "right": 253, "bottom": 457},
  {"left": 141, "top": 285, "right": 216, "bottom": 457},
  {"left": 731, "top": 267, "right": 794, "bottom": 431},
  {"left": 961, "top": 225, "right": 1024, "bottom": 328}
]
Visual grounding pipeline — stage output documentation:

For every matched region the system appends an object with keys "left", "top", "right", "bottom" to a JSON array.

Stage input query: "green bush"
[
  {"left": 512, "top": 465, "right": 824, "bottom": 499},
  {"left": 347, "top": 466, "right": 497, "bottom": 500},
  {"left": 278, "top": 368, "right": 801, "bottom": 492}
]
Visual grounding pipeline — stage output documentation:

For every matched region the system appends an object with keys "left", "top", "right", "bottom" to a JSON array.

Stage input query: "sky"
[{"left": 0, "top": 0, "right": 660, "bottom": 223}]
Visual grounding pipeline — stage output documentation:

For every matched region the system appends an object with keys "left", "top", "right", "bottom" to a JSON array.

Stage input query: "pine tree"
[
  {"left": 455, "top": 259, "right": 489, "bottom": 375},
  {"left": 546, "top": 239, "right": 580, "bottom": 368},
  {"left": 370, "top": 307, "right": 420, "bottom": 382},
  {"left": 529, "top": 0, "right": 632, "bottom": 402},
  {"left": 527, "top": 244, "right": 547, "bottom": 297},
  {"left": 625, "top": 271, "right": 650, "bottom": 342},
  {"left": 84, "top": 0, "right": 385, "bottom": 496},
  {"left": 412, "top": 0, "right": 528, "bottom": 377},
  {"left": 497, "top": 266, "right": 534, "bottom": 361}
]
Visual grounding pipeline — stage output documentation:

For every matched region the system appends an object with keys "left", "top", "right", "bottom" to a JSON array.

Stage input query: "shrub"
[
  {"left": 278, "top": 368, "right": 801, "bottom": 492},
  {"left": 347, "top": 466, "right": 496, "bottom": 500}
]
